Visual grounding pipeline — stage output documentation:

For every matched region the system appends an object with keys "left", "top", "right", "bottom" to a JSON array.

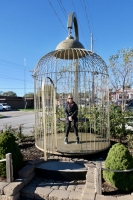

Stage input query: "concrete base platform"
[{"left": 35, "top": 160, "right": 87, "bottom": 181}]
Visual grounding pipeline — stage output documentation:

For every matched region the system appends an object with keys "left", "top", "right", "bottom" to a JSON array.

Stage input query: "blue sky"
[{"left": 0, "top": 0, "right": 133, "bottom": 96}]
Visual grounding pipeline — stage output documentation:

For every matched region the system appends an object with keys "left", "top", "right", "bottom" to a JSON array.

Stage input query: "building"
[
  {"left": 110, "top": 88, "right": 133, "bottom": 102},
  {"left": 0, "top": 96, "right": 34, "bottom": 109}
]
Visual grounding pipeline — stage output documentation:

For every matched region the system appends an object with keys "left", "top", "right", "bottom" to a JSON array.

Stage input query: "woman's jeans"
[{"left": 65, "top": 118, "right": 78, "bottom": 137}]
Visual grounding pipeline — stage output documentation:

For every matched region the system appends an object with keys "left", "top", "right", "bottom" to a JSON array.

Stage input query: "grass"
[
  {"left": 0, "top": 115, "right": 4, "bottom": 119},
  {"left": 19, "top": 108, "right": 34, "bottom": 112}
]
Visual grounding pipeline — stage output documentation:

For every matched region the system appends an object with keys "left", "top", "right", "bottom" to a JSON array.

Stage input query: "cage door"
[{"left": 42, "top": 77, "right": 57, "bottom": 159}]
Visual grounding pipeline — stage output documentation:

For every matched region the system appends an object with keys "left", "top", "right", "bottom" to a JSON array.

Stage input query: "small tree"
[{"left": 24, "top": 92, "right": 34, "bottom": 98}]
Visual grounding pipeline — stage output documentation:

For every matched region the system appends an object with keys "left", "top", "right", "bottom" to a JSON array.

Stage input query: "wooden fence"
[{"left": 0, "top": 153, "right": 13, "bottom": 183}]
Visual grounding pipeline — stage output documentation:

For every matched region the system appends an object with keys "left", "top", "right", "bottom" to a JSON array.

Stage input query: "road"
[{"left": 0, "top": 111, "right": 35, "bottom": 135}]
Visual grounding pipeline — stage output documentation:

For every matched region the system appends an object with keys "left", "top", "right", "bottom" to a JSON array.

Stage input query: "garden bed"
[{"left": 0, "top": 136, "right": 133, "bottom": 197}]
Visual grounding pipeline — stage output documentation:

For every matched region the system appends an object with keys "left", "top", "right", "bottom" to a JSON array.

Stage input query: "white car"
[
  {"left": 0, "top": 103, "right": 12, "bottom": 110},
  {"left": 0, "top": 105, "right": 4, "bottom": 111}
]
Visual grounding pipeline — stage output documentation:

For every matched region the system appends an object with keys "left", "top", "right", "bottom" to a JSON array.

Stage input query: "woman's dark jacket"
[{"left": 64, "top": 101, "right": 78, "bottom": 119}]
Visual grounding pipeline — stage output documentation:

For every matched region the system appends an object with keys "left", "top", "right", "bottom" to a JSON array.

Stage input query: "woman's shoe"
[
  {"left": 76, "top": 136, "right": 80, "bottom": 144},
  {"left": 64, "top": 137, "right": 68, "bottom": 144}
]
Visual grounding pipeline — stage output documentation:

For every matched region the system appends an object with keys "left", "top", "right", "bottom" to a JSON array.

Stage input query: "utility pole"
[
  {"left": 91, "top": 32, "right": 93, "bottom": 52},
  {"left": 24, "top": 58, "right": 27, "bottom": 109}
]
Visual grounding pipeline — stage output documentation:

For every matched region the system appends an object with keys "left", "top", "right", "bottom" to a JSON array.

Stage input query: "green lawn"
[{"left": 19, "top": 108, "right": 34, "bottom": 112}]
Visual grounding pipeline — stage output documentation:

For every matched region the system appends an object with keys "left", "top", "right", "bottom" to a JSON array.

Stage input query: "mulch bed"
[
  {"left": 18, "top": 137, "right": 44, "bottom": 162},
  {"left": 102, "top": 181, "right": 132, "bottom": 197}
]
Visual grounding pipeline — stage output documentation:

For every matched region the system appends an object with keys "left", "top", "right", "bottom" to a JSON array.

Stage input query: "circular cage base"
[{"left": 35, "top": 132, "right": 110, "bottom": 156}]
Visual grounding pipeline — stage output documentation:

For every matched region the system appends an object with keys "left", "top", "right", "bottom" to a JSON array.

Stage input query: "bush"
[
  {"left": 110, "top": 105, "right": 133, "bottom": 141},
  {"left": 0, "top": 131, "right": 23, "bottom": 178},
  {"left": 103, "top": 143, "right": 133, "bottom": 192}
]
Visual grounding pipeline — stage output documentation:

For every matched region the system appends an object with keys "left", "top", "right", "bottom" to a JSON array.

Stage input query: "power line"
[
  {"left": 0, "top": 59, "right": 24, "bottom": 67},
  {"left": 57, "top": 0, "right": 67, "bottom": 20},
  {"left": 60, "top": 0, "right": 68, "bottom": 17},
  {"left": 0, "top": 88, "right": 34, "bottom": 89},
  {"left": 82, "top": 0, "right": 91, "bottom": 34},
  {"left": 0, "top": 63, "right": 32, "bottom": 72},
  {"left": 0, "top": 59, "right": 32, "bottom": 71},
  {"left": 85, "top": 0, "right": 98, "bottom": 52},
  {"left": 80, "top": 0, "right": 95, "bottom": 51},
  {"left": 48, "top": 0, "right": 67, "bottom": 33},
  {"left": 71, "top": 0, "right": 89, "bottom": 49},
  {"left": 0, "top": 74, "right": 33, "bottom": 83}
]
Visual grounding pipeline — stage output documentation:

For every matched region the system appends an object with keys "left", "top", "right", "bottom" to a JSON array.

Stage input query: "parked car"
[
  {"left": 0, "top": 103, "right": 12, "bottom": 110},
  {"left": 125, "top": 101, "right": 133, "bottom": 112},
  {"left": 0, "top": 105, "right": 4, "bottom": 111},
  {"left": 115, "top": 100, "right": 129, "bottom": 106}
]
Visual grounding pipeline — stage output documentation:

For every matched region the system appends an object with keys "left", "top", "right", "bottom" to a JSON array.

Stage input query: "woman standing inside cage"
[{"left": 64, "top": 94, "right": 79, "bottom": 144}]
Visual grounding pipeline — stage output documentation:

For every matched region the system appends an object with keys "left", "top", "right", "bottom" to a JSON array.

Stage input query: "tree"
[
  {"left": 109, "top": 48, "right": 133, "bottom": 137},
  {"left": 109, "top": 48, "right": 133, "bottom": 112},
  {"left": 24, "top": 92, "right": 34, "bottom": 98},
  {"left": 2, "top": 91, "right": 17, "bottom": 97}
]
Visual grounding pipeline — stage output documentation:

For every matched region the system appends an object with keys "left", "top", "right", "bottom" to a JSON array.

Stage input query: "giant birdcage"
[{"left": 33, "top": 13, "right": 110, "bottom": 159}]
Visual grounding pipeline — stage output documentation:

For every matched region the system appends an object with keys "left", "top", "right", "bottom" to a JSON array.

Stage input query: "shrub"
[
  {"left": 103, "top": 143, "right": 133, "bottom": 192},
  {"left": 0, "top": 131, "right": 23, "bottom": 178},
  {"left": 110, "top": 105, "right": 133, "bottom": 141}
]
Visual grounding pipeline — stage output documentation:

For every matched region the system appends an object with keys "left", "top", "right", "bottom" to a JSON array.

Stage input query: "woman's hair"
[{"left": 67, "top": 94, "right": 73, "bottom": 99}]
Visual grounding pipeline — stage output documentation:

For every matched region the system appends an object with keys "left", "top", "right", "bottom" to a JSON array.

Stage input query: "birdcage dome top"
[
  {"left": 34, "top": 49, "right": 108, "bottom": 76},
  {"left": 55, "top": 36, "right": 85, "bottom": 59},
  {"left": 56, "top": 36, "right": 84, "bottom": 50}
]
